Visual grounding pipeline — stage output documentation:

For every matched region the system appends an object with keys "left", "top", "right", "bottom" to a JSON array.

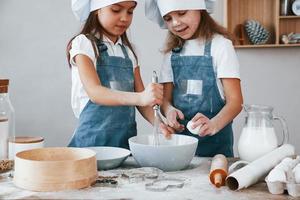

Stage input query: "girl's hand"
[
  {"left": 159, "top": 123, "right": 175, "bottom": 139},
  {"left": 139, "top": 83, "right": 163, "bottom": 107},
  {"left": 191, "top": 113, "right": 219, "bottom": 137},
  {"left": 166, "top": 107, "right": 185, "bottom": 132}
]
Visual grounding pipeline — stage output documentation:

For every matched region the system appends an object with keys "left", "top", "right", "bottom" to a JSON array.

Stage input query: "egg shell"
[{"left": 187, "top": 121, "right": 202, "bottom": 135}]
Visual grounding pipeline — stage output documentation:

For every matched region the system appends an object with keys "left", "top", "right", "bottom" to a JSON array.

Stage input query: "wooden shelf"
[
  {"left": 224, "top": 0, "right": 300, "bottom": 48},
  {"left": 279, "top": 15, "right": 300, "bottom": 19},
  {"left": 235, "top": 44, "right": 300, "bottom": 48}
]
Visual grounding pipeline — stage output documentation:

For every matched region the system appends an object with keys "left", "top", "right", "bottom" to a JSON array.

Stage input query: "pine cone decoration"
[{"left": 244, "top": 20, "right": 270, "bottom": 45}]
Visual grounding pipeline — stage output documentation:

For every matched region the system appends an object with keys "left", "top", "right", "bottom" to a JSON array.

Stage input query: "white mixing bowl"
[
  {"left": 88, "top": 146, "right": 130, "bottom": 170},
  {"left": 129, "top": 134, "right": 198, "bottom": 171}
]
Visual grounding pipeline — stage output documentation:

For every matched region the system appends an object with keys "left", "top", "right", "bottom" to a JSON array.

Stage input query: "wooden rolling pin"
[{"left": 209, "top": 154, "right": 228, "bottom": 188}]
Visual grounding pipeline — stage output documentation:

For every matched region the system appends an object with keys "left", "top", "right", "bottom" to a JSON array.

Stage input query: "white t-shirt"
[
  {"left": 70, "top": 34, "right": 138, "bottom": 118},
  {"left": 159, "top": 34, "right": 240, "bottom": 99}
]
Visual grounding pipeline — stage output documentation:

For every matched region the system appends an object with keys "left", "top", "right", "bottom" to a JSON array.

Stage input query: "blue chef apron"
[
  {"left": 171, "top": 41, "right": 233, "bottom": 157},
  {"left": 69, "top": 40, "right": 137, "bottom": 149}
]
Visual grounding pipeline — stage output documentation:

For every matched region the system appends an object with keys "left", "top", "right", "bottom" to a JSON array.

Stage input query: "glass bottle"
[{"left": 0, "top": 79, "right": 15, "bottom": 176}]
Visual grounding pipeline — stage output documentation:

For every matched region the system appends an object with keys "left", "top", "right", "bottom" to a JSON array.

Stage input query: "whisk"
[{"left": 152, "top": 71, "right": 168, "bottom": 146}]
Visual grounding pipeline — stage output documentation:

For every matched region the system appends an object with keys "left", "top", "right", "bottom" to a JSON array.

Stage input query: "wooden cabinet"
[{"left": 224, "top": 0, "right": 300, "bottom": 48}]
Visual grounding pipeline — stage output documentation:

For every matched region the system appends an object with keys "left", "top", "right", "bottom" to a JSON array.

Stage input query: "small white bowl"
[
  {"left": 129, "top": 134, "right": 198, "bottom": 171},
  {"left": 87, "top": 146, "right": 130, "bottom": 170}
]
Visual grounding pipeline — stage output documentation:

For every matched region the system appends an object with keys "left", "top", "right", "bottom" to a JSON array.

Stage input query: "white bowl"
[
  {"left": 87, "top": 146, "right": 130, "bottom": 170},
  {"left": 129, "top": 134, "right": 198, "bottom": 171}
]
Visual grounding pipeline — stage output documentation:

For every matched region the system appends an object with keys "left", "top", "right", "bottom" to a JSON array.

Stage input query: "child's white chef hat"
[
  {"left": 72, "top": 0, "right": 138, "bottom": 22},
  {"left": 145, "top": 0, "right": 215, "bottom": 29}
]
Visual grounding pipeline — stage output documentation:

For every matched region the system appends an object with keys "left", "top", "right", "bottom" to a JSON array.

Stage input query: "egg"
[
  {"left": 267, "top": 168, "right": 286, "bottom": 182},
  {"left": 275, "top": 163, "right": 290, "bottom": 172},
  {"left": 282, "top": 158, "right": 297, "bottom": 169},
  {"left": 281, "top": 157, "right": 293, "bottom": 164},
  {"left": 293, "top": 163, "right": 300, "bottom": 184},
  {"left": 187, "top": 121, "right": 202, "bottom": 135},
  {"left": 294, "top": 156, "right": 300, "bottom": 165}
]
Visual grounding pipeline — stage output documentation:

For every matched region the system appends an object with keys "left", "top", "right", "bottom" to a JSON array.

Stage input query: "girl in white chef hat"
[
  {"left": 67, "top": 0, "right": 174, "bottom": 148},
  {"left": 145, "top": 0, "right": 243, "bottom": 157}
]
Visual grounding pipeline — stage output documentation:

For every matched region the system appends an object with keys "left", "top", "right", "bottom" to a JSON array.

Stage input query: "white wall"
[{"left": 1, "top": 0, "right": 299, "bottom": 154}]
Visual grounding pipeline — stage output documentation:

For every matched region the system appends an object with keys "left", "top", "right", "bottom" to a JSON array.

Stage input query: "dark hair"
[
  {"left": 163, "top": 10, "right": 233, "bottom": 53},
  {"left": 66, "top": 10, "right": 138, "bottom": 68}
]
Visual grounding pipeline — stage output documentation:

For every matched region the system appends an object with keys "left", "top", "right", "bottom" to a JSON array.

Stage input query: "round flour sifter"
[{"left": 13, "top": 147, "right": 97, "bottom": 191}]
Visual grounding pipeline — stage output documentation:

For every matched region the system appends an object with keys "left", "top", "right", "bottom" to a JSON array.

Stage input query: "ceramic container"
[
  {"left": 129, "top": 134, "right": 198, "bottom": 171},
  {"left": 9, "top": 136, "right": 44, "bottom": 159},
  {"left": 87, "top": 146, "right": 130, "bottom": 170},
  {"left": 292, "top": 0, "right": 300, "bottom": 16}
]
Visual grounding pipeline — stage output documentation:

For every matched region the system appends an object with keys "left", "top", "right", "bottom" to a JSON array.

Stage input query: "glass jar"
[
  {"left": 238, "top": 104, "right": 289, "bottom": 162},
  {"left": 0, "top": 79, "right": 15, "bottom": 176}
]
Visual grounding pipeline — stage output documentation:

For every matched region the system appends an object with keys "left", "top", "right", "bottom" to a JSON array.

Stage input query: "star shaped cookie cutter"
[{"left": 145, "top": 178, "right": 185, "bottom": 192}]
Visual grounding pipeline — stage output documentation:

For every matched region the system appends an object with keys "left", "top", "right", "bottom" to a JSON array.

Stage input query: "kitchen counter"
[{"left": 0, "top": 157, "right": 295, "bottom": 200}]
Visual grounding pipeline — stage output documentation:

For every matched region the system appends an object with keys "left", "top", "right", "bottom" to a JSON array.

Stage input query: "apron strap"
[
  {"left": 96, "top": 41, "right": 109, "bottom": 57},
  {"left": 204, "top": 41, "right": 212, "bottom": 57},
  {"left": 120, "top": 44, "right": 130, "bottom": 59}
]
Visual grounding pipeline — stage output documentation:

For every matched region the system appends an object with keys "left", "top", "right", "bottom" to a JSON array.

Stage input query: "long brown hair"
[
  {"left": 66, "top": 10, "right": 138, "bottom": 68},
  {"left": 163, "top": 10, "right": 233, "bottom": 53}
]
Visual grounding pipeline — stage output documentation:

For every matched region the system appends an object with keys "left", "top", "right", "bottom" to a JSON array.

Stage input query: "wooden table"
[{"left": 0, "top": 157, "right": 294, "bottom": 200}]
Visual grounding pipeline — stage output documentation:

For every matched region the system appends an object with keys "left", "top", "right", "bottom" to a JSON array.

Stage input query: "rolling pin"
[{"left": 209, "top": 154, "right": 228, "bottom": 188}]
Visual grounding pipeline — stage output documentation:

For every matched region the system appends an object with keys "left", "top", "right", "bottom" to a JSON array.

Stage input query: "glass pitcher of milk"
[{"left": 238, "top": 104, "right": 289, "bottom": 162}]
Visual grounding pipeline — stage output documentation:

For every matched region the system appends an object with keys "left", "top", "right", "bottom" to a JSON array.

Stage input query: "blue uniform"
[
  {"left": 69, "top": 41, "right": 137, "bottom": 149},
  {"left": 171, "top": 41, "right": 233, "bottom": 157}
]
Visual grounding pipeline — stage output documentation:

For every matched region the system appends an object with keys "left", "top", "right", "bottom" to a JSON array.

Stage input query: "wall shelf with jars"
[{"left": 224, "top": 0, "right": 300, "bottom": 48}]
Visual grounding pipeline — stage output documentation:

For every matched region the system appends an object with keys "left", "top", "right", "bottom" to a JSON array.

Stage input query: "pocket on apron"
[{"left": 177, "top": 80, "right": 203, "bottom": 95}]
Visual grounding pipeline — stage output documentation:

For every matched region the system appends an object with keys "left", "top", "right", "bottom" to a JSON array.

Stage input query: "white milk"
[
  {"left": 238, "top": 127, "right": 278, "bottom": 162},
  {"left": 0, "top": 119, "right": 9, "bottom": 159}
]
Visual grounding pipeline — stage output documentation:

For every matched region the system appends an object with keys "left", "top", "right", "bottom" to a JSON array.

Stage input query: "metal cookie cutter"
[
  {"left": 145, "top": 178, "right": 185, "bottom": 192},
  {"left": 121, "top": 167, "right": 163, "bottom": 183},
  {"left": 93, "top": 176, "right": 118, "bottom": 187},
  {"left": 122, "top": 172, "right": 145, "bottom": 183}
]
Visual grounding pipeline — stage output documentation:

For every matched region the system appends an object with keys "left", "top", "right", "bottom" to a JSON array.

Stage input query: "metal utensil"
[
  {"left": 145, "top": 178, "right": 185, "bottom": 192},
  {"left": 152, "top": 71, "right": 168, "bottom": 146},
  {"left": 152, "top": 71, "right": 168, "bottom": 123},
  {"left": 120, "top": 167, "right": 163, "bottom": 183}
]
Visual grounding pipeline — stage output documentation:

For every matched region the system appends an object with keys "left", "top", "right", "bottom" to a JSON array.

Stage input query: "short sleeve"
[
  {"left": 213, "top": 37, "right": 240, "bottom": 79},
  {"left": 159, "top": 52, "right": 173, "bottom": 83},
  {"left": 69, "top": 34, "right": 97, "bottom": 67},
  {"left": 126, "top": 46, "right": 138, "bottom": 68}
]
